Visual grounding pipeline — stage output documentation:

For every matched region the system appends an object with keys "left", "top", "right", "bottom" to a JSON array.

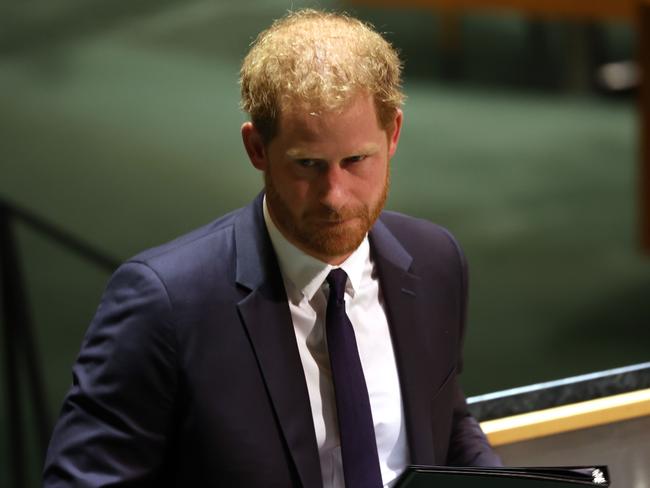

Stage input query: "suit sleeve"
[
  {"left": 447, "top": 382, "right": 502, "bottom": 466},
  {"left": 446, "top": 233, "right": 503, "bottom": 467},
  {"left": 43, "top": 262, "right": 179, "bottom": 487}
]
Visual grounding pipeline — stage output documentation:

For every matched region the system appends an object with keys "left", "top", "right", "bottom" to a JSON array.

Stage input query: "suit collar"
[
  {"left": 234, "top": 192, "right": 277, "bottom": 292},
  {"left": 368, "top": 217, "right": 413, "bottom": 272}
]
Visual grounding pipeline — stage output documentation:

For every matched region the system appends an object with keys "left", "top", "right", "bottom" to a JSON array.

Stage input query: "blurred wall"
[{"left": 0, "top": 1, "right": 648, "bottom": 486}]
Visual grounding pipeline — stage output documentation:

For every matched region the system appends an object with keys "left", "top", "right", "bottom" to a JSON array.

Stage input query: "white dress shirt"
[{"left": 263, "top": 197, "right": 409, "bottom": 488}]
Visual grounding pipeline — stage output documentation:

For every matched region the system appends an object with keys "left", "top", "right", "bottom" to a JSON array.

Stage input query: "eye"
[
  {"left": 345, "top": 155, "right": 367, "bottom": 164},
  {"left": 296, "top": 159, "right": 318, "bottom": 168}
]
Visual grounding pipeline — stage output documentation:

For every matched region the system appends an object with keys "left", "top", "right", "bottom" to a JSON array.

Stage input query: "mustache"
[{"left": 305, "top": 205, "right": 368, "bottom": 221}]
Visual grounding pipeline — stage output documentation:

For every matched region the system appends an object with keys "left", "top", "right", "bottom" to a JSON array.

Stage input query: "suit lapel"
[
  {"left": 234, "top": 195, "right": 322, "bottom": 488},
  {"left": 369, "top": 219, "right": 437, "bottom": 465}
]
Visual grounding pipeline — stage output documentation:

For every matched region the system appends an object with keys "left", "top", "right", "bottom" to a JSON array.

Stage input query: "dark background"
[{"left": 1, "top": 0, "right": 648, "bottom": 485}]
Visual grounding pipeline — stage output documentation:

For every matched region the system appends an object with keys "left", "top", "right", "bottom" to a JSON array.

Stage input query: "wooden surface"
[
  {"left": 480, "top": 388, "right": 650, "bottom": 446},
  {"left": 494, "top": 415, "right": 650, "bottom": 487},
  {"left": 347, "top": 0, "right": 636, "bottom": 20},
  {"left": 641, "top": 0, "right": 650, "bottom": 252}
]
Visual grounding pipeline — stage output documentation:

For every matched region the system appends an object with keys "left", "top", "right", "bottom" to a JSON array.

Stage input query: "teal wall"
[{"left": 1, "top": 1, "right": 648, "bottom": 485}]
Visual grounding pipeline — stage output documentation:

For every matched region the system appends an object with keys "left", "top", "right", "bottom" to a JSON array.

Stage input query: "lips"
[
  {"left": 307, "top": 208, "right": 365, "bottom": 223},
  {"left": 312, "top": 216, "right": 358, "bottom": 225}
]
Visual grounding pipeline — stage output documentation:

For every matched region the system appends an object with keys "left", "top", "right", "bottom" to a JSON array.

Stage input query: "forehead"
[{"left": 275, "top": 93, "right": 383, "bottom": 143}]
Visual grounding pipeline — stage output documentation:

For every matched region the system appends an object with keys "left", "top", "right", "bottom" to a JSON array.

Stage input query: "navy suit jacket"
[{"left": 44, "top": 193, "right": 500, "bottom": 487}]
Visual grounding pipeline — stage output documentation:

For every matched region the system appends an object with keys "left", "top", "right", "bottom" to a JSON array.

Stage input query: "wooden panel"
[
  {"left": 495, "top": 416, "right": 650, "bottom": 488},
  {"left": 640, "top": 0, "right": 650, "bottom": 252},
  {"left": 480, "top": 388, "right": 650, "bottom": 446},
  {"left": 347, "top": 0, "right": 636, "bottom": 21}
]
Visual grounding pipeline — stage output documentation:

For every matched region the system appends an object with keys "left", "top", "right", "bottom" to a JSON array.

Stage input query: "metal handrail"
[{"left": 0, "top": 197, "right": 119, "bottom": 488}]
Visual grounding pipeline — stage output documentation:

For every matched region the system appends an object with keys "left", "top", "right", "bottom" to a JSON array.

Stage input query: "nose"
[{"left": 318, "top": 163, "right": 347, "bottom": 210}]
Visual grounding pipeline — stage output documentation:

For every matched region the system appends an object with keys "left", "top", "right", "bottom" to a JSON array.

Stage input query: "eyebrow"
[
  {"left": 286, "top": 148, "right": 318, "bottom": 159},
  {"left": 286, "top": 143, "right": 380, "bottom": 159}
]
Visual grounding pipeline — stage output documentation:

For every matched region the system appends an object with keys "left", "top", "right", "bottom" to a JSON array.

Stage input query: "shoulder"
[
  {"left": 106, "top": 204, "right": 252, "bottom": 310},
  {"left": 376, "top": 210, "right": 465, "bottom": 266},
  {"left": 130, "top": 207, "right": 241, "bottom": 270}
]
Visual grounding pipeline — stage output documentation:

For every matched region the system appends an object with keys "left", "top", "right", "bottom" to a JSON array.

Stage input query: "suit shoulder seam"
[
  {"left": 120, "top": 260, "right": 180, "bottom": 356},
  {"left": 134, "top": 222, "right": 235, "bottom": 262}
]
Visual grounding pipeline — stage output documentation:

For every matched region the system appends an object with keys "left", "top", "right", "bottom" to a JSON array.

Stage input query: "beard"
[{"left": 264, "top": 171, "right": 389, "bottom": 260}]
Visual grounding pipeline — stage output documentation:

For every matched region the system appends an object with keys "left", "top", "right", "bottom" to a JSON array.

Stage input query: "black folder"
[{"left": 395, "top": 465, "right": 610, "bottom": 487}]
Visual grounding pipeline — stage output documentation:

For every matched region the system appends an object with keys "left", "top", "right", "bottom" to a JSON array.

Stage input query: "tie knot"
[{"left": 326, "top": 268, "right": 348, "bottom": 303}]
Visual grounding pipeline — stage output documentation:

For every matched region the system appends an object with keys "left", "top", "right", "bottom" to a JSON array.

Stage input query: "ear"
[
  {"left": 387, "top": 109, "right": 403, "bottom": 158},
  {"left": 241, "top": 122, "right": 268, "bottom": 171}
]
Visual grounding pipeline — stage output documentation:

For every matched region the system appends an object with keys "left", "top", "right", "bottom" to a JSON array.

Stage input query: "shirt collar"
[{"left": 263, "top": 195, "right": 369, "bottom": 302}]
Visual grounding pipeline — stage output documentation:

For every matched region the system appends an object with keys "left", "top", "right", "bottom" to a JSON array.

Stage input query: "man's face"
[{"left": 243, "top": 93, "right": 402, "bottom": 264}]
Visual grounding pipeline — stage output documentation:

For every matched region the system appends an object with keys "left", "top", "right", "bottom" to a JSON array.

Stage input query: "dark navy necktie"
[{"left": 325, "top": 268, "right": 383, "bottom": 488}]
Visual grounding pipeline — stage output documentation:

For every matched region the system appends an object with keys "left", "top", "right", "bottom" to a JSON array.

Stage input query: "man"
[{"left": 44, "top": 9, "right": 500, "bottom": 488}]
